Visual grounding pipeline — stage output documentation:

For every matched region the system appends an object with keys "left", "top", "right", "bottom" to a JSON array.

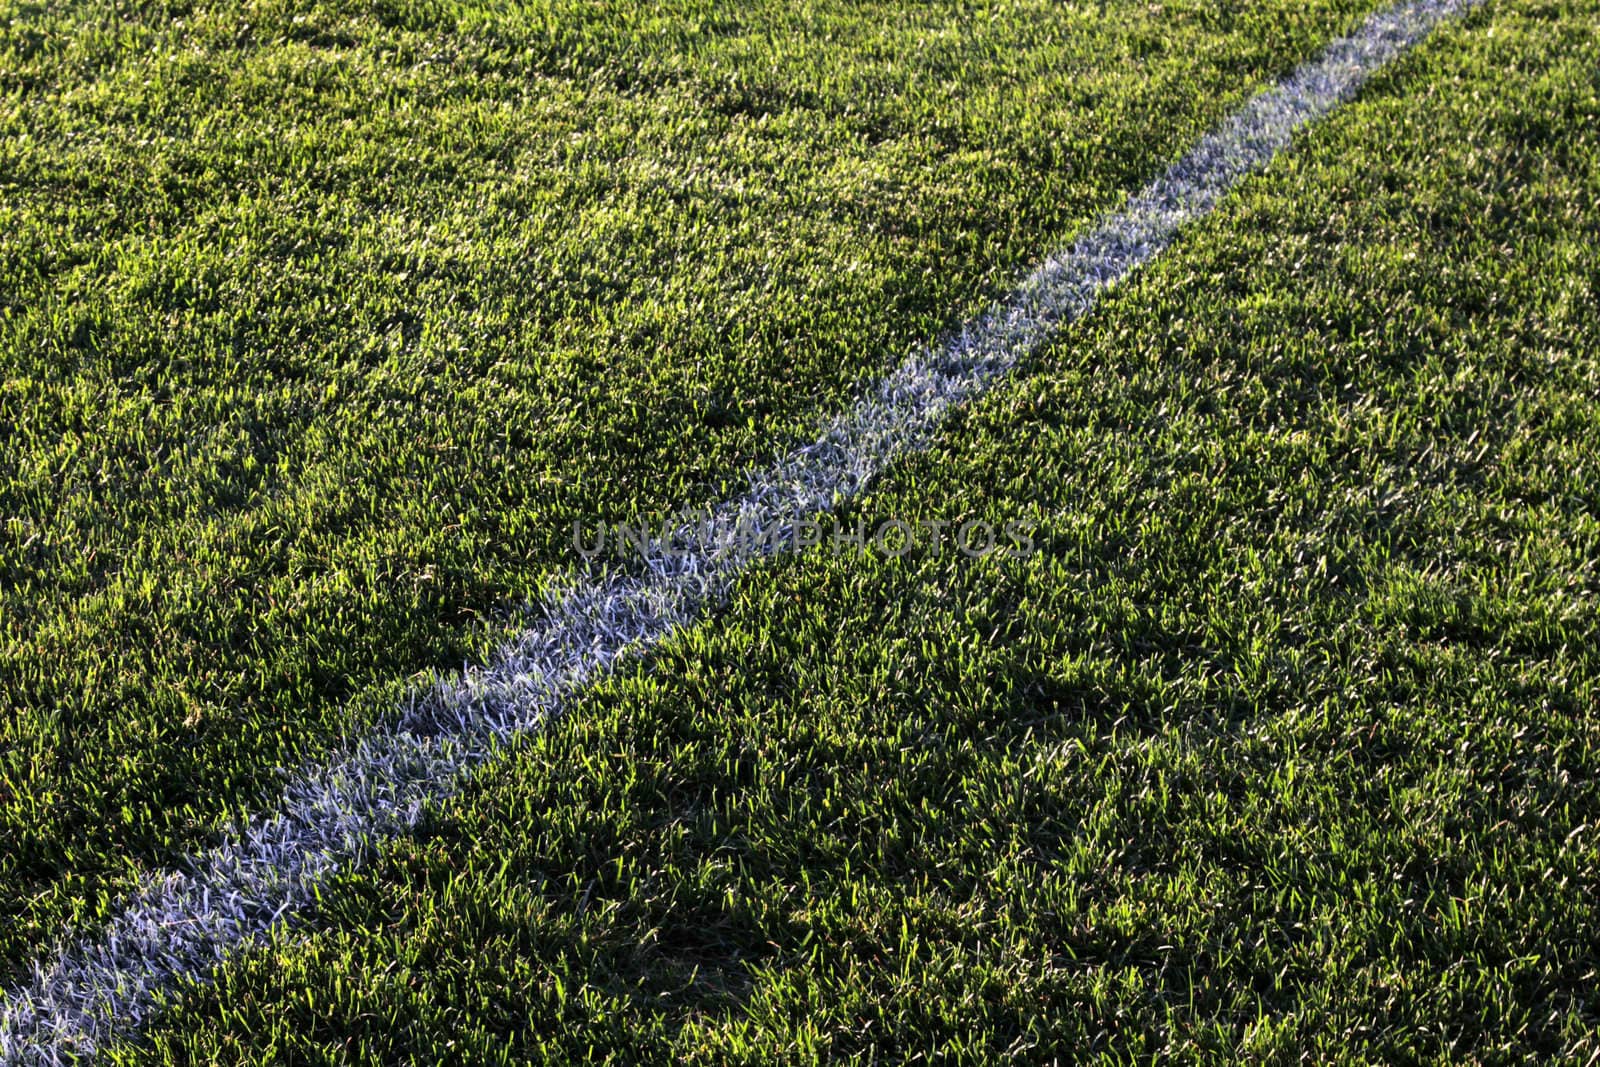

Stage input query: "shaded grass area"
[
  {"left": 106, "top": 0, "right": 1600, "bottom": 1061},
  {"left": 0, "top": 0, "right": 1393, "bottom": 972}
]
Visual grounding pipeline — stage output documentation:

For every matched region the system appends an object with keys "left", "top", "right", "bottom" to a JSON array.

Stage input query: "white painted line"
[{"left": 0, "top": 0, "right": 1480, "bottom": 1060}]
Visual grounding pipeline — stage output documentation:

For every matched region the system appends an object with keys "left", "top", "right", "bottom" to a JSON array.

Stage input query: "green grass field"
[
  {"left": 0, "top": 0, "right": 1389, "bottom": 966},
  {"left": 4, "top": 0, "right": 1600, "bottom": 1061}
]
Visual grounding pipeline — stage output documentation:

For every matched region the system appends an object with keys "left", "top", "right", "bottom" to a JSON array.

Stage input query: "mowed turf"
[
  {"left": 0, "top": 0, "right": 1399, "bottom": 974},
  {"left": 85, "top": 0, "right": 1600, "bottom": 1061}
]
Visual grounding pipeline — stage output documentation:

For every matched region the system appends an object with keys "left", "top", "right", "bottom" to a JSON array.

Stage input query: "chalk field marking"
[{"left": 0, "top": 0, "right": 1480, "bottom": 1060}]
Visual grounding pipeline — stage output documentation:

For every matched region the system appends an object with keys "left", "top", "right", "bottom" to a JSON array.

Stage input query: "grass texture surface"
[
  {"left": 70, "top": 0, "right": 1600, "bottom": 1060},
  {"left": 0, "top": 0, "right": 1399, "bottom": 975}
]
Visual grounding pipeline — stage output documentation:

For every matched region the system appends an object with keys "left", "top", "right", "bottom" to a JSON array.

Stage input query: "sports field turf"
[
  {"left": 4, "top": 0, "right": 1600, "bottom": 1061},
  {"left": 0, "top": 0, "right": 1392, "bottom": 965}
]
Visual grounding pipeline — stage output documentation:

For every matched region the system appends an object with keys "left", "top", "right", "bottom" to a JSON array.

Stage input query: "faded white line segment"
[{"left": 0, "top": 0, "right": 1481, "bottom": 1060}]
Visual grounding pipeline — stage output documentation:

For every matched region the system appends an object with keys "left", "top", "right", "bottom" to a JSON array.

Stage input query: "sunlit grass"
[
  {"left": 5, "top": 0, "right": 1599, "bottom": 1061},
  {"left": 0, "top": 0, "right": 1391, "bottom": 971}
]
